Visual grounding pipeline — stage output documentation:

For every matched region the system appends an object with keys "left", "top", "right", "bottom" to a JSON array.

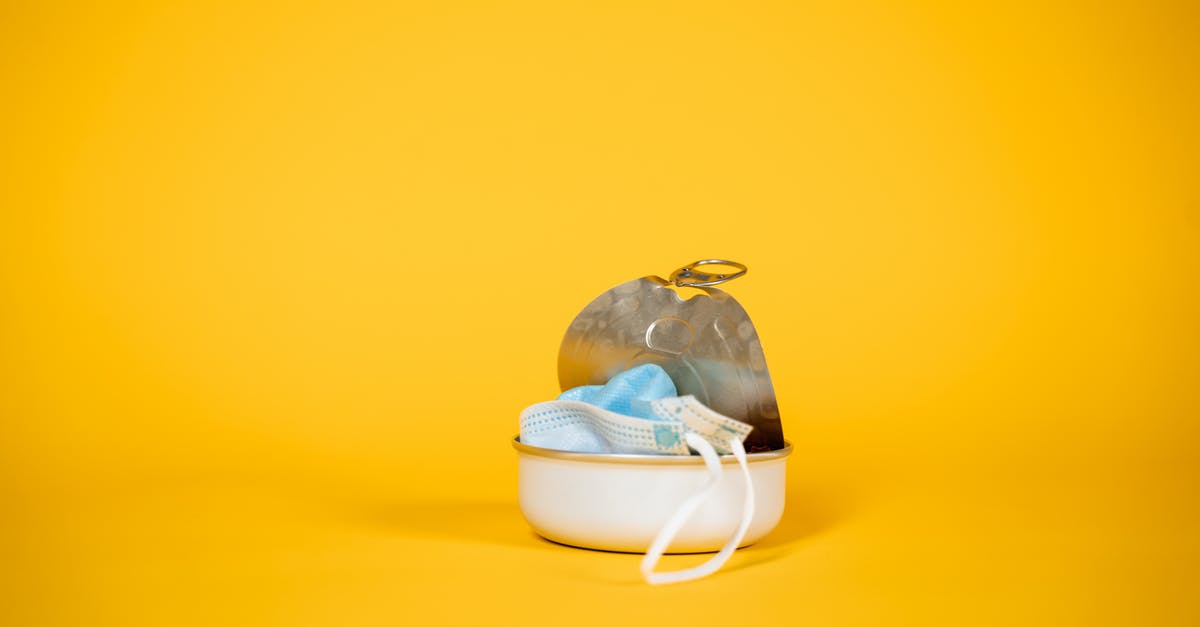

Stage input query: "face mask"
[
  {"left": 555, "top": 361, "right": 676, "bottom": 419},
  {"left": 520, "top": 364, "right": 753, "bottom": 455}
]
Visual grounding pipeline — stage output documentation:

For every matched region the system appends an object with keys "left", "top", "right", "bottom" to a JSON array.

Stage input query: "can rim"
[{"left": 512, "top": 436, "right": 792, "bottom": 465}]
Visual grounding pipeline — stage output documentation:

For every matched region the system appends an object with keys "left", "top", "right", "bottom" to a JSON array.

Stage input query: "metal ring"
[
  {"left": 513, "top": 436, "right": 791, "bottom": 465},
  {"left": 668, "top": 260, "right": 748, "bottom": 288}
]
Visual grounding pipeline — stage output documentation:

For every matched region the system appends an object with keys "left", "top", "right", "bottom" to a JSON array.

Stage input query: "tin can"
[{"left": 513, "top": 437, "right": 791, "bottom": 552}]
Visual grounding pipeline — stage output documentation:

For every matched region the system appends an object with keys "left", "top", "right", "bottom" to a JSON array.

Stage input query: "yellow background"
[{"left": 2, "top": 1, "right": 1197, "bottom": 625}]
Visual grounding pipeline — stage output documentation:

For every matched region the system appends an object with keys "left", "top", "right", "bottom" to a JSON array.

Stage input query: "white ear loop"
[{"left": 640, "top": 433, "right": 755, "bottom": 585}]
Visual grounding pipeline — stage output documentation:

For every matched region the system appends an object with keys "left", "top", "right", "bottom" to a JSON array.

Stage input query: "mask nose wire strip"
[{"left": 640, "top": 433, "right": 756, "bottom": 585}]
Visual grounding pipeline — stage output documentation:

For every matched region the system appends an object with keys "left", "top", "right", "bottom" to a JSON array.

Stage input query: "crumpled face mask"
[{"left": 519, "top": 364, "right": 752, "bottom": 455}]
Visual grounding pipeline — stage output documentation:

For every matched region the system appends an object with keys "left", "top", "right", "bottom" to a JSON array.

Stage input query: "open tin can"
[
  {"left": 515, "top": 260, "right": 790, "bottom": 572},
  {"left": 514, "top": 436, "right": 790, "bottom": 552}
]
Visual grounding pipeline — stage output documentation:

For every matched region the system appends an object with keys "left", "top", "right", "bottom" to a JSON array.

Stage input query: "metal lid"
[{"left": 557, "top": 260, "right": 785, "bottom": 452}]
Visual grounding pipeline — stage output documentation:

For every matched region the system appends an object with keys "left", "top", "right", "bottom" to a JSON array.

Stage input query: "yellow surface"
[{"left": 2, "top": 1, "right": 1198, "bottom": 625}]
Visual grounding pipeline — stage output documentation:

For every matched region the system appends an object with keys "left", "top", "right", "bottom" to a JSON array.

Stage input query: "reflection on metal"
[{"left": 557, "top": 262, "right": 784, "bottom": 452}]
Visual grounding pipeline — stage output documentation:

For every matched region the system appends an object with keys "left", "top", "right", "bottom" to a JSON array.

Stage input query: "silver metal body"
[{"left": 557, "top": 263, "right": 784, "bottom": 452}]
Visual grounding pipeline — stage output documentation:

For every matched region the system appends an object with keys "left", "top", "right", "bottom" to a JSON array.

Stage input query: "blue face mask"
[
  {"left": 555, "top": 362, "right": 677, "bottom": 419},
  {"left": 519, "top": 364, "right": 752, "bottom": 455}
]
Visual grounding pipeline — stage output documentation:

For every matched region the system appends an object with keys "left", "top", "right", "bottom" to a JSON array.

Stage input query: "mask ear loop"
[{"left": 640, "top": 433, "right": 756, "bottom": 585}]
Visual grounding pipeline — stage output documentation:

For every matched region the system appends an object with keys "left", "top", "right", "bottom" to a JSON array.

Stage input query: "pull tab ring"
[{"left": 668, "top": 260, "right": 748, "bottom": 288}]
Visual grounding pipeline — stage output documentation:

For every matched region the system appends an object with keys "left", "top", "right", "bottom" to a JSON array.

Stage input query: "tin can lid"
[{"left": 557, "top": 261, "right": 785, "bottom": 452}]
